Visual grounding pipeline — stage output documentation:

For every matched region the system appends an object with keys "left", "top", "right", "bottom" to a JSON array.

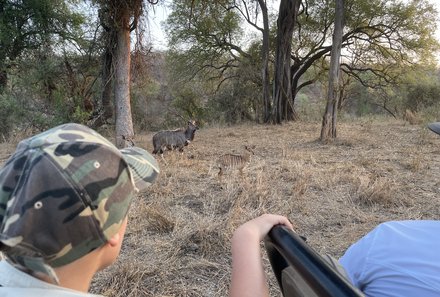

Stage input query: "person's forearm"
[{"left": 229, "top": 227, "right": 270, "bottom": 297}]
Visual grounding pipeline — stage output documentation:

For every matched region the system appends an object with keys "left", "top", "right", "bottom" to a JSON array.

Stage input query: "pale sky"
[
  {"left": 432, "top": 0, "right": 440, "bottom": 41},
  {"left": 148, "top": 2, "right": 170, "bottom": 50},
  {"left": 148, "top": 0, "right": 440, "bottom": 58}
]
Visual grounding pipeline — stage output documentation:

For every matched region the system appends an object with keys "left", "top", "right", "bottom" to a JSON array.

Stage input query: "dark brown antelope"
[{"left": 152, "top": 120, "right": 199, "bottom": 158}]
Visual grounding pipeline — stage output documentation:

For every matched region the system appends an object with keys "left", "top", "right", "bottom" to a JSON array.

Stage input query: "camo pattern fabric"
[{"left": 0, "top": 123, "right": 159, "bottom": 280}]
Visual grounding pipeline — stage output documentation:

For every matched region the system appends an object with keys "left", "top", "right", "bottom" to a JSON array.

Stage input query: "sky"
[
  {"left": 148, "top": 0, "right": 440, "bottom": 58},
  {"left": 432, "top": 0, "right": 440, "bottom": 42},
  {"left": 148, "top": 2, "right": 170, "bottom": 50}
]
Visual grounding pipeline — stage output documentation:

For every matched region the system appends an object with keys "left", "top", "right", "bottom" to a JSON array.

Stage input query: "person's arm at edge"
[{"left": 229, "top": 214, "right": 294, "bottom": 297}]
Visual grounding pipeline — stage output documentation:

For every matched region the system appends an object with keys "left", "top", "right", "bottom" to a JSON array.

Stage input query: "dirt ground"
[{"left": 2, "top": 118, "right": 440, "bottom": 296}]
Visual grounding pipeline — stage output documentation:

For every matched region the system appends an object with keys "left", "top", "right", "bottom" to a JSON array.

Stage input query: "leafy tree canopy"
[
  {"left": 0, "top": 0, "right": 86, "bottom": 91},
  {"left": 165, "top": 0, "right": 247, "bottom": 85},
  {"left": 295, "top": 0, "right": 440, "bottom": 89},
  {"left": 0, "top": 0, "right": 85, "bottom": 63},
  {"left": 165, "top": 0, "right": 440, "bottom": 92}
]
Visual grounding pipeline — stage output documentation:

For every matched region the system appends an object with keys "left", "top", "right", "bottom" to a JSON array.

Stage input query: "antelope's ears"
[{"left": 189, "top": 120, "right": 199, "bottom": 128}]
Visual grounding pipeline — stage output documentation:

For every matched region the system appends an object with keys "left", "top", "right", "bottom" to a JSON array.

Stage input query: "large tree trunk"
[
  {"left": 320, "top": 0, "right": 344, "bottom": 142},
  {"left": 94, "top": 6, "right": 117, "bottom": 130},
  {"left": 102, "top": 32, "right": 115, "bottom": 122},
  {"left": 272, "top": 0, "right": 301, "bottom": 124},
  {"left": 258, "top": 0, "right": 271, "bottom": 123},
  {"left": 114, "top": 9, "right": 134, "bottom": 148}
]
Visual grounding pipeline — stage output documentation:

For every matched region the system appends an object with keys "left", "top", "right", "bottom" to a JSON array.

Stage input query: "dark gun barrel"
[{"left": 264, "top": 225, "right": 364, "bottom": 297}]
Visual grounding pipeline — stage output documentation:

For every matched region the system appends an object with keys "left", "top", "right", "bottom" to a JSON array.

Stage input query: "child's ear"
[{"left": 107, "top": 232, "right": 121, "bottom": 247}]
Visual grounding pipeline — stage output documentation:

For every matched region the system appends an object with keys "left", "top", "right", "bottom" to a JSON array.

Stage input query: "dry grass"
[
  {"left": 403, "top": 109, "right": 422, "bottom": 125},
  {"left": 2, "top": 118, "right": 440, "bottom": 296}
]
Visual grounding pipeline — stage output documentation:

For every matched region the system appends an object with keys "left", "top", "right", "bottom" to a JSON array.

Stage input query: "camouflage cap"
[{"left": 0, "top": 123, "right": 159, "bottom": 281}]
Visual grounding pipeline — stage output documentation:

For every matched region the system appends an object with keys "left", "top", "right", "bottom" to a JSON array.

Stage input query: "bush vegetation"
[
  {"left": 2, "top": 56, "right": 440, "bottom": 141},
  {"left": 0, "top": 0, "right": 439, "bottom": 140}
]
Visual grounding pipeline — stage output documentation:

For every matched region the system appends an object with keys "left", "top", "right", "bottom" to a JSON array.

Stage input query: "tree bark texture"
[
  {"left": 101, "top": 29, "right": 116, "bottom": 122},
  {"left": 321, "top": 0, "right": 344, "bottom": 142},
  {"left": 114, "top": 9, "right": 134, "bottom": 148},
  {"left": 258, "top": 0, "right": 271, "bottom": 123},
  {"left": 272, "top": 0, "right": 301, "bottom": 124}
]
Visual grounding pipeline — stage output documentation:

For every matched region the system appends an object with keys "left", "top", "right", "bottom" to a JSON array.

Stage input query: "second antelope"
[{"left": 216, "top": 145, "right": 255, "bottom": 181}]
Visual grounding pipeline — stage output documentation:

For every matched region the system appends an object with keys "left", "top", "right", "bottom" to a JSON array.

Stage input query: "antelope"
[
  {"left": 152, "top": 120, "right": 199, "bottom": 158},
  {"left": 216, "top": 145, "right": 255, "bottom": 181}
]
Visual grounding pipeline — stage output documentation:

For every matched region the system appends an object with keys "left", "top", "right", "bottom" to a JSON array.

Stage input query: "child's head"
[{"left": 0, "top": 123, "right": 159, "bottom": 281}]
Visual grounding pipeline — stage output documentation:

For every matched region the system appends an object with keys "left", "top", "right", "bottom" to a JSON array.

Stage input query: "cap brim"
[
  {"left": 428, "top": 122, "right": 440, "bottom": 136},
  {"left": 120, "top": 147, "right": 160, "bottom": 191}
]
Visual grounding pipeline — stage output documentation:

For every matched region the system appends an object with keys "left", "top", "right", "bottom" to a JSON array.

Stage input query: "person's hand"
[
  {"left": 229, "top": 214, "right": 294, "bottom": 297},
  {"left": 233, "top": 214, "right": 294, "bottom": 243}
]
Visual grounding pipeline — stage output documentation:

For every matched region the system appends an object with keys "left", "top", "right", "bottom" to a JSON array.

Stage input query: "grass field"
[{"left": 2, "top": 118, "right": 440, "bottom": 296}]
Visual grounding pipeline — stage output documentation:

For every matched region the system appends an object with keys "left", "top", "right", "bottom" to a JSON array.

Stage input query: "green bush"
[
  {"left": 295, "top": 93, "right": 324, "bottom": 122},
  {"left": 405, "top": 83, "right": 440, "bottom": 112}
]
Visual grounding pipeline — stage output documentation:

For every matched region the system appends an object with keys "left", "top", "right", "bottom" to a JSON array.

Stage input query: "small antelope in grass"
[{"left": 216, "top": 145, "right": 255, "bottom": 181}]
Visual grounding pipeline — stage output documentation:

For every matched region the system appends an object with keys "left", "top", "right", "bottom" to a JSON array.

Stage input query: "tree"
[
  {"left": 95, "top": 0, "right": 158, "bottom": 148},
  {"left": 0, "top": 0, "right": 84, "bottom": 92},
  {"left": 166, "top": 0, "right": 279, "bottom": 122},
  {"left": 289, "top": 0, "right": 439, "bottom": 121},
  {"left": 114, "top": 3, "right": 135, "bottom": 148},
  {"left": 165, "top": 0, "right": 439, "bottom": 124},
  {"left": 271, "top": 0, "right": 301, "bottom": 123},
  {"left": 230, "top": 0, "right": 271, "bottom": 122},
  {"left": 166, "top": 0, "right": 246, "bottom": 87},
  {"left": 256, "top": 0, "right": 271, "bottom": 122},
  {"left": 320, "top": 0, "right": 344, "bottom": 142},
  {"left": 97, "top": 5, "right": 118, "bottom": 126}
]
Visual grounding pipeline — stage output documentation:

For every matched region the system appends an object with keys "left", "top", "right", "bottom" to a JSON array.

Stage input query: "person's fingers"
[
  {"left": 275, "top": 215, "right": 294, "bottom": 230},
  {"left": 253, "top": 214, "right": 294, "bottom": 240},
  {"left": 262, "top": 214, "right": 293, "bottom": 229},
  {"left": 233, "top": 214, "right": 295, "bottom": 242}
]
